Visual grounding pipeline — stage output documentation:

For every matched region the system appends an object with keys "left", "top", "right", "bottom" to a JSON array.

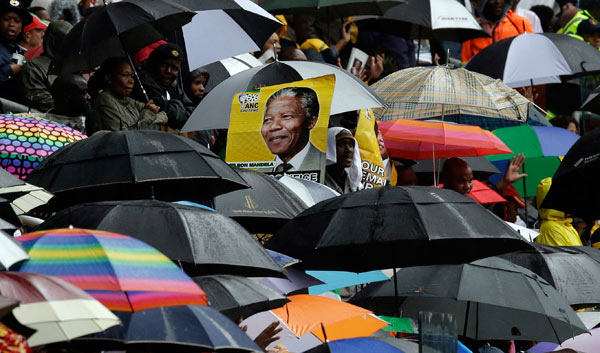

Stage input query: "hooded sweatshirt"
[
  {"left": 534, "top": 177, "right": 582, "bottom": 246},
  {"left": 461, "top": 0, "right": 533, "bottom": 63},
  {"left": 18, "top": 20, "right": 73, "bottom": 111}
]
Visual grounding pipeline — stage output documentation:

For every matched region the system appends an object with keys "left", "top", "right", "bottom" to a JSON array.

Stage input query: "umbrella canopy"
[
  {"left": 412, "top": 156, "right": 501, "bottom": 174},
  {"left": 15, "top": 228, "right": 208, "bottom": 312},
  {"left": 182, "top": 0, "right": 282, "bottom": 70},
  {"left": 0, "top": 230, "right": 29, "bottom": 270},
  {"left": 306, "top": 270, "right": 389, "bottom": 295},
  {"left": 214, "top": 168, "right": 308, "bottom": 233},
  {"left": 372, "top": 66, "right": 532, "bottom": 130},
  {"left": 0, "top": 114, "right": 86, "bottom": 180},
  {"left": 541, "top": 127, "right": 600, "bottom": 220},
  {"left": 275, "top": 174, "right": 340, "bottom": 207},
  {"left": 379, "top": 119, "right": 512, "bottom": 160},
  {"left": 355, "top": 0, "right": 486, "bottom": 42},
  {"left": 0, "top": 295, "right": 18, "bottom": 319},
  {"left": 465, "top": 33, "right": 600, "bottom": 88},
  {"left": 199, "top": 53, "right": 262, "bottom": 92},
  {"left": 35, "top": 200, "right": 284, "bottom": 278},
  {"left": 74, "top": 305, "right": 262, "bottom": 353},
  {"left": 581, "top": 84, "right": 600, "bottom": 113},
  {"left": 194, "top": 274, "right": 289, "bottom": 321},
  {"left": 350, "top": 257, "right": 588, "bottom": 343},
  {"left": 266, "top": 185, "right": 531, "bottom": 272},
  {"left": 26, "top": 130, "right": 248, "bottom": 208},
  {"left": 466, "top": 180, "right": 506, "bottom": 205},
  {"left": 305, "top": 337, "right": 405, "bottom": 353},
  {"left": 181, "top": 60, "right": 384, "bottom": 132},
  {"left": 529, "top": 327, "right": 600, "bottom": 353},
  {"left": 499, "top": 244, "right": 600, "bottom": 305},
  {"left": 258, "top": 266, "right": 325, "bottom": 295},
  {"left": 51, "top": 0, "right": 195, "bottom": 75},
  {"left": 260, "top": 0, "right": 405, "bottom": 17},
  {"left": 488, "top": 125, "right": 579, "bottom": 197},
  {"left": 0, "top": 272, "right": 120, "bottom": 347}
]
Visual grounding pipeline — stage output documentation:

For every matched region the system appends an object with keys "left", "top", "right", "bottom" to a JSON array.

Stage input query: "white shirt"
[
  {"left": 515, "top": 7, "right": 544, "bottom": 33},
  {"left": 274, "top": 142, "right": 311, "bottom": 172}
]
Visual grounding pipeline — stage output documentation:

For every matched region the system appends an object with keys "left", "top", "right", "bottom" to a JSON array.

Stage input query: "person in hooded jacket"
[
  {"left": 461, "top": 0, "right": 533, "bottom": 63},
  {"left": 18, "top": 19, "right": 71, "bottom": 111},
  {"left": 534, "top": 177, "right": 582, "bottom": 246}
]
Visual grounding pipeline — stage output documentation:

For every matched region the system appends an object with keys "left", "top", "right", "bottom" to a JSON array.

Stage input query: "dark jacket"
[
  {"left": 0, "top": 40, "right": 24, "bottom": 102},
  {"left": 132, "top": 67, "right": 194, "bottom": 129}
]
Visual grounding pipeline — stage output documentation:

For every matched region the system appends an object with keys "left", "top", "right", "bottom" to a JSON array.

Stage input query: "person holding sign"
[{"left": 260, "top": 87, "right": 322, "bottom": 173}]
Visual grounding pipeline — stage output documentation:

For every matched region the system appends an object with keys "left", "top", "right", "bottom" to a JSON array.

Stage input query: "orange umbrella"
[
  {"left": 468, "top": 180, "right": 506, "bottom": 205},
  {"left": 271, "top": 294, "right": 388, "bottom": 341}
]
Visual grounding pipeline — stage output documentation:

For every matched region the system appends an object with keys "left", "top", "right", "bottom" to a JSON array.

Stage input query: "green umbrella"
[
  {"left": 487, "top": 125, "right": 579, "bottom": 198},
  {"left": 379, "top": 316, "right": 416, "bottom": 333},
  {"left": 260, "top": 0, "right": 405, "bottom": 17}
]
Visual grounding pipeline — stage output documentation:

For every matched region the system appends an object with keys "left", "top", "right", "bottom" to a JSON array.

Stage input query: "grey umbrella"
[
  {"left": 181, "top": 60, "right": 384, "bottom": 132},
  {"left": 350, "top": 257, "right": 588, "bottom": 343}
]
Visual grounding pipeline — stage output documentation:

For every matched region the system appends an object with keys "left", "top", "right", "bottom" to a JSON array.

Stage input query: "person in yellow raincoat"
[{"left": 535, "top": 177, "right": 582, "bottom": 246}]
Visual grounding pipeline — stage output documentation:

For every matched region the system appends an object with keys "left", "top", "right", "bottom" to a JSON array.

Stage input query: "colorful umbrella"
[
  {"left": 378, "top": 119, "right": 512, "bottom": 160},
  {"left": 0, "top": 114, "right": 86, "bottom": 180},
  {"left": 372, "top": 66, "right": 532, "bottom": 130},
  {"left": 0, "top": 272, "right": 120, "bottom": 347},
  {"left": 466, "top": 180, "right": 506, "bottom": 205},
  {"left": 15, "top": 228, "right": 207, "bottom": 312},
  {"left": 487, "top": 125, "right": 579, "bottom": 197}
]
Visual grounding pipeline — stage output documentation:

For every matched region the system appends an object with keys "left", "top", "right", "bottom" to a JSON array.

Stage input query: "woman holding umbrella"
[{"left": 89, "top": 57, "right": 167, "bottom": 133}]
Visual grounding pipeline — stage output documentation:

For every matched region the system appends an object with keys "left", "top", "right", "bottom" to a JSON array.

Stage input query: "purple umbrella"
[{"left": 529, "top": 327, "right": 599, "bottom": 352}]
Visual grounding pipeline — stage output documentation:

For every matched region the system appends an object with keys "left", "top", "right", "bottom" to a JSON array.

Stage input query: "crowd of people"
[{"left": 0, "top": 0, "right": 599, "bottom": 352}]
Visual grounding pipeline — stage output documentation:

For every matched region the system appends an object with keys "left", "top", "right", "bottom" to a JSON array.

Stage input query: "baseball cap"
[
  {"left": 23, "top": 13, "right": 48, "bottom": 33},
  {"left": 578, "top": 18, "right": 600, "bottom": 34}
]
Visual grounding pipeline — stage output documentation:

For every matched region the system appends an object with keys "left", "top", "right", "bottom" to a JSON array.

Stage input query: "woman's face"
[
  {"left": 190, "top": 74, "right": 208, "bottom": 99},
  {"left": 0, "top": 11, "right": 22, "bottom": 42},
  {"left": 108, "top": 62, "right": 135, "bottom": 98}
]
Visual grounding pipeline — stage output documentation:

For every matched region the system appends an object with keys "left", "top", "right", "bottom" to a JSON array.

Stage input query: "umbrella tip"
[{"left": 68, "top": 224, "right": 74, "bottom": 229}]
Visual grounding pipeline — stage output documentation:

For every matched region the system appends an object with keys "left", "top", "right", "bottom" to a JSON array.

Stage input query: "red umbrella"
[{"left": 467, "top": 180, "right": 506, "bottom": 205}]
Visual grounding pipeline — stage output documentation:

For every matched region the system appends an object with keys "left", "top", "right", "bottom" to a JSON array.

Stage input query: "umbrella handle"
[{"left": 118, "top": 36, "right": 150, "bottom": 102}]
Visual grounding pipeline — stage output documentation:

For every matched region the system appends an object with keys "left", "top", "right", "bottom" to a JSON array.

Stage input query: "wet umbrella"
[
  {"left": 350, "top": 257, "right": 588, "bottom": 343},
  {"left": 34, "top": 200, "right": 284, "bottom": 278},
  {"left": 0, "top": 296, "right": 18, "bottom": 319},
  {"left": 214, "top": 168, "right": 308, "bottom": 234},
  {"left": 0, "top": 113, "right": 86, "bottom": 180},
  {"left": 51, "top": 0, "right": 195, "bottom": 76},
  {"left": 466, "top": 33, "right": 600, "bottom": 88},
  {"left": 540, "top": 127, "right": 600, "bottom": 220},
  {"left": 355, "top": 0, "right": 486, "bottom": 42},
  {"left": 16, "top": 228, "right": 208, "bottom": 312},
  {"left": 0, "top": 272, "right": 120, "bottom": 347},
  {"left": 26, "top": 131, "right": 248, "bottom": 208},
  {"left": 529, "top": 327, "right": 600, "bottom": 353},
  {"left": 259, "top": 0, "right": 405, "bottom": 18},
  {"left": 181, "top": 60, "right": 384, "bottom": 132},
  {"left": 581, "top": 84, "right": 600, "bottom": 113},
  {"left": 73, "top": 305, "right": 261, "bottom": 353},
  {"left": 305, "top": 337, "right": 405, "bottom": 353},
  {"left": 198, "top": 53, "right": 261, "bottom": 92},
  {"left": 275, "top": 174, "right": 339, "bottom": 207},
  {"left": 0, "top": 230, "right": 28, "bottom": 270},
  {"left": 498, "top": 244, "right": 600, "bottom": 305},
  {"left": 258, "top": 266, "right": 324, "bottom": 295},
  {"left": 266, "top": 185, "right": 531, "bottom": 272},
  {"left": 194, "top": 274, "right": 289, "bottom": 321},
  {"left": 372, "top": 66, "right": 532, "bottom": 131}
]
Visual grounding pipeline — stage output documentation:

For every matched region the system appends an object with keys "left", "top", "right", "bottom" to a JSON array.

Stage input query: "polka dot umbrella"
[{"left": 0, "top": 114, "right": 86, "bottom": 180}]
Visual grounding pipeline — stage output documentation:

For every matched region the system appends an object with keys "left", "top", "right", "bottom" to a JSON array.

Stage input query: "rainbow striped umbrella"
[
  {"left": 15, "top": 228, "right": 207, "bottom": 312},
  {"left": 379, "top": 118, "right": 512, "bottom": 160},
  {"left": 0, "top": 114, "right": 86, "bottom": 180}
]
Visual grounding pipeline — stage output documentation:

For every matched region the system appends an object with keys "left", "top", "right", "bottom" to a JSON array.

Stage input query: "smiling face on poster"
[{"left": 226, "top": 75, "right": 335, "bottom": 184}]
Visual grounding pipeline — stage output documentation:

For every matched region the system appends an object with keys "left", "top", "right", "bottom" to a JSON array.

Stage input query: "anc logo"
[
  {"left": 238, "top": 90, "right": 260, "bottom": 113},
  {"left": 171, "top": 50, "right": 179, "bottom": 57},
  {"left": 9, "top": 0, "right": 19, "bottom": 6}
]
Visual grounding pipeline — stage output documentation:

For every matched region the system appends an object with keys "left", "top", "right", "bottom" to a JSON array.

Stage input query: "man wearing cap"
[
  {"left": 0, "top": 0, "right": 32, "bottom": 102},
  {"left": 132, "top": 42, "right": 194, "bottom": 130},
  {"left": 18, "top": 13, "right": 46, "bottom": 60},
  {"left": 576, "top": 18, "right": 600, "bottom": 49},
  {"left": 557, "top": 0, "right": 596, "bottom": 35}
]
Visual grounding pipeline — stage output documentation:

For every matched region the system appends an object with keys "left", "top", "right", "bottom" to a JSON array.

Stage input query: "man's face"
[
  {"left": 261, "top": 96, "right": 316, "bottom": 162},
  {"left": 583, "top": 32, "right": 600, "bottom": 49},
  {"left": 0, "top": 11, "right": 22, "bottom": 41},
  {"left": 70, "top": 77, "right": 92, "bottom": 114},
  {"left": 157, "top": 58, "right": 181, "bottom": 87},
  {"left": 25, "top": 28, "right": 45, "bottom": 48},
  {"left": 335, "top": 132, "right": 355, "bottom": 168},
  {"left": 484, "top": 0, "right": 506, "bottom": 19},
  {"left": 190, "top": 74, "right": 208, "bottom": 99},
  {"left": 445, "top": 166, "right": 473, "bottom": 195}
]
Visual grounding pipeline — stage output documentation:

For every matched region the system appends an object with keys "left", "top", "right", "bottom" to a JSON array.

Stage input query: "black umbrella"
[
  {"left": 350, "top": 257, "right": 588, "bottom": 343},
  {"left": 580, "top": 84, "right": 600, "bottom": 114},
  {"left": 541, "top": 127, "right": 600, "bottom": 220},
  {"left": 26, "top": 131, "right": 248, "bottom": 208},
  {"left": 194, "top": 274, "right": 289, "bottom": 321},
  {"left": 69, "top": 305, "right": 261, "bottom": 353},
  {"left": 355, "top": 0, "right": 487, "bottom": 42},
  {"left": 466, "top": 33, "right": 600, "bottom": 88},
  {"left": 35, "top": 199, "right": 284, "bottom": 278},
  {"left": 214, "top": 168, "right": 307, "bottom": 233},
  {"left": 260, "top": 0, "right": 405, "bottom": 18},
  {"left": 499, "top": 244, "right": 600, "bottom": 306},
  {"left": 412, "top": 157, "right": 500, "bottom": 175},
  {"left": 51, "top": 0, "right": 195, "bottom": 76},
  {"left": 265, "top": 185, "right": 531, "bottom": 272}
]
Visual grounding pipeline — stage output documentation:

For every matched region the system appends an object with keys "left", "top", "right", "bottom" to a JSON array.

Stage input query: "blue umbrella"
[
  {"left": 74, "top": 305, "right": 261, "bottom": 352},
  {"left": 306, "top": 337, "right": 405, "bottom": 353},
  {"left": 307, "top": 270, "right": 389, "bottom": 295}
]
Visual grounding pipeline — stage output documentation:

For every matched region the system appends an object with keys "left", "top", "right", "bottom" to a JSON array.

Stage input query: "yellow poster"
[
  {"left": 355, "top": 109, "right": 387, "bottom": 188},
  {"left": 226, "top": 75, "right": 335, "bottom": 184}
]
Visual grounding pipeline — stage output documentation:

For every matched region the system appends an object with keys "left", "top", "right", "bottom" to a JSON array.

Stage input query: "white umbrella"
[
  {"left": 181, "top": 60, "right": 384, "bottom": 132},
  {"left": 506, "top": 222, "right": 540, "bottom": 242},
  {"left": 182, "top": 0, "right": 281, "bottom": 70},
  {"left": 276, "top": 175, "right": 340, "bottom": 207},
  {"left": 200, "top": 53, "right": 262, "bottom": 92},
  {"left": 0, "top": 230, "right": 28, "bottom": 269}
]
